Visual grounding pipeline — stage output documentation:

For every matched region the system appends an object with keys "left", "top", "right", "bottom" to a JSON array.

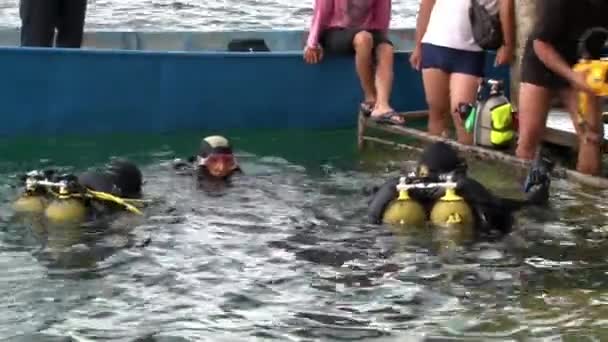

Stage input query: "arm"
[
  {"left": 306, "top": 0, "right": 333, "bottom": 48},
  {"left": 413, "top": 0, "right": 435, "bottom": 49},
  {"left": 533, "top": 40, "right": 579, "bottom": 83},
  {"left": 532, "top": 0, "right": 576, "bottom": 81},
  {"left": 373, "top": 0, "right": 392, "bottom": 35},
  {"left": 498, "top": 0, "right": 514, "bottom": 49}
]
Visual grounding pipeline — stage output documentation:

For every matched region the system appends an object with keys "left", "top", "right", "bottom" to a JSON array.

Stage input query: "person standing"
[
  {"left": 410, "top": 0, "right": 515, "bottom": 144},
  {"left": 514, "top": 0, "right": 608, "bottom": 175},
  {"left": 19, "top": 0, "right": 88, "bottom": 48}
]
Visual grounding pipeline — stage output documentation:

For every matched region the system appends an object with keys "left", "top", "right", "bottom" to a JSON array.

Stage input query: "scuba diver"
[
  {"left": 12, "top": 158, "right": 146, "bottom": 226},
  {"left": 10, "top": 159, "right": 150, "bottom": 268},
  {"left": 367, "top": 142, "right": 554, "bottom": 239},
  {"left": 173, "top": 135, "right": 241, "bottom": 182}
]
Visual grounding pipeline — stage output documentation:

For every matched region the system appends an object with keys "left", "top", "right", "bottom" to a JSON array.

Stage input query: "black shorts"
[
  {"left": 319, "top": 28, "right": 393, "bottom": 55},
  {"left": 520, "top": 40, "right": 570, "bottom": 90}
]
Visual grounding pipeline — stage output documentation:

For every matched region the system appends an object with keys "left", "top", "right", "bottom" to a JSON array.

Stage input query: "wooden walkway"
[{"left": 357, "top": 109, "right": 608, "bottom": 189}]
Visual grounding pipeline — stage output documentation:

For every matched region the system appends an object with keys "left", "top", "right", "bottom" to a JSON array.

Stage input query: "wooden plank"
[{"left": 359, "top": 111, "right": 608, "bottom": 190}]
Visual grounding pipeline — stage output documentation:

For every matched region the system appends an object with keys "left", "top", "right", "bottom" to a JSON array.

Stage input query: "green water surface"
[{"left": 1, "top": 128, "right": 607, "bottom": 341}]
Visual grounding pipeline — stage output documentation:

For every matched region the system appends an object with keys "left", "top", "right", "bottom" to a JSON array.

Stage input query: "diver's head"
[
  {"left": 196, "top": 135, "right": 239, "bottom": 178},
  {"left": 416, "top": 142, "right": 467, "bottom": 178},
  {"left": 106, "top": 159, "right": 143, "bottom": 198}
]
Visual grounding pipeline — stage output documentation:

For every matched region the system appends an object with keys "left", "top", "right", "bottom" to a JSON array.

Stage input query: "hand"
[
  {"left": 495, "top": 45, "right": 514, "bottom": 66},
  {"left": 569, "top": 70, "right": 595, "bottom": 95},
  {"left": 304, "top": 45, "right": 323, "bottom": 64},
  {"left": 409, "top": 45, "right": 422, "bottom": 70}
]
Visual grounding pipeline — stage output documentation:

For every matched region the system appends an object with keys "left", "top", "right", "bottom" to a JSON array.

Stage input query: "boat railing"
[{"left": 0, "top": 28, "right": 418, "bottom": 53}]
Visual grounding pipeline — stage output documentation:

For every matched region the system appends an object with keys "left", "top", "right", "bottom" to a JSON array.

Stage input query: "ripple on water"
[
  {"left": 1, "top": 137, "right": 608, "bottom": 341},
  {"left": 0, "top": 0, "right": 419, "bottom": 31}
]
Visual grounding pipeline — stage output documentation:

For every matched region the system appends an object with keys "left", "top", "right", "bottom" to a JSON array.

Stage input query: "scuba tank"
[
  {"left": 382, "top": 177, "right": 426, "bottom": 227},
  {"left": 44, "top": 177, "right": 88, "bottom": 225},
  {"left": 429, "top": 174, "right": 474, "bottom": 233},
  {"left": 12, "top": 170, "right": 52, "bottom": 216},
  {"left": 13, "top": 193, "right": 47, "bottom": 216},
  {"left": 466, "top": 79, "right": 516, "bottom": 149}
]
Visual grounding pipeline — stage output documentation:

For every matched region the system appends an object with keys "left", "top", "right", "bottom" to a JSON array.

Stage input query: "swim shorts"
[
  {"left": 420, "top": 43, "right": 486, "bottom": 77},
  {"left": 520, "top": 40, "right": 571, "bottom": 90},
  {"left": 320, "top": 28, "right": 393, "bottom": 55}
]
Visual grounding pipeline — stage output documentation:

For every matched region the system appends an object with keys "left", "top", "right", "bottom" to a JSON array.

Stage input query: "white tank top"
[{"left": 421, "top": 0, "right": 499, "bottom": 52}]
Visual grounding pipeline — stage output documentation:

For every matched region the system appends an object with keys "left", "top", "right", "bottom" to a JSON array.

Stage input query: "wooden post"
[{"left": 510, "top": 0, "right": 537, "bottom": 107}]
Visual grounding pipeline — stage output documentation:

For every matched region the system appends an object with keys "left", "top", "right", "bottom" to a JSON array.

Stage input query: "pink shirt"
[{"left": 306, "top": 0, "right": 392, "bottom": 48}]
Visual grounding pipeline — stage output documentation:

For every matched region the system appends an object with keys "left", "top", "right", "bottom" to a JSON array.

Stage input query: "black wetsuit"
[
  {"left": 521, "top": 0, "right": 608, "bottom": 89},
  {"left": 19, "top": 0, "right": 88, "bottom": 48},
  {"left": 72, "top": 159, "right": 144, "bottom": 220},
  {"left": 368, "top": 142, "right": 552, "bottom": 238}
]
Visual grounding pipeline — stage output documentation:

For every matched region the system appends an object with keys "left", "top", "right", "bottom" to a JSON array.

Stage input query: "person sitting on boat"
[
  {"left": 409, "top": 0, "right": 515, "bottom": 144},
  {"left": 515, "top": 0, "right": 608, "bottom": 176},
  {"left": 367, "top": 142, "right": 553, "bottom": 239},
  {"left": 172, "top": 135, "right": 241, "bottom": 181},
  {"left": 12, "top": 159, "right": 145, "bottom": 226},
  {"left": 303, "top": 0, "right": 405, "bottom": 125}
]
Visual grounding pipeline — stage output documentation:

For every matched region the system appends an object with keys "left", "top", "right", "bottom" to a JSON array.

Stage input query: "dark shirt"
[{"left": 524, "top": 0, "right": 608, "bottom": 66}]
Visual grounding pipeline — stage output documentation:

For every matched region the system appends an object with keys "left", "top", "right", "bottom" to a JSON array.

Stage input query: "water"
[
  {"left": 1, "top": 129, "right": 608, "bottom": 341},
  {"left": 0, "top": 0, "right": 608, "bottom": 340},
  {"left": 0, "top": 0, "right": 419, "bottom": 31}
]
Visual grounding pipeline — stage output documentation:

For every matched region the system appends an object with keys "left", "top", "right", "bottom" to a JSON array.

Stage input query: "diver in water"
[
  {"left": 173, "top": 135, "right": 242, "bottom": 183},
  {"left": 12, "top": 159, "right": 145, "bottom": 226},
  {"left": 367, "top": 142, "right": 553, "bottom": 239}
]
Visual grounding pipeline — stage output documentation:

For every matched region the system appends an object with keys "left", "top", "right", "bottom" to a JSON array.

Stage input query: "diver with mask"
[
  {"left": 367, "top": 142, "right": 553, "bottom": 239},
  {"left": 173, "top": 135, "right": 242, "bottom": 182},
  {"left": 12, "top": 159, "right": 145, "bottom": 226}
]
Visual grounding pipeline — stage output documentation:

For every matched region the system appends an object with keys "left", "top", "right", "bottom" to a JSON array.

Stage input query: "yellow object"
[
  {"left": 573, "top": 59, "right": 608, "bottom": 124},
  {"left": 382, "top": 190, "right": 426, "bottom": 227},
  {"left": 87, "top": 190, "right": 143, "bottom": 215},
  {"left": 430, "top": 188, "right": 474, "bottom": 229},
  {"left": 12, "top": 195, "right": 47, "bottom": 215},
  {"left": 44, "top": 198, "right": 88, "bottom": 224},
  {"left": 489, "top": 103, "right": 515, "bottom": 147}
]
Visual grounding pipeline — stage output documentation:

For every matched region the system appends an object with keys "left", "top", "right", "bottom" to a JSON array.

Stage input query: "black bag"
[{"left": 469, "top": 0, "right": 503, "bottom": 50}]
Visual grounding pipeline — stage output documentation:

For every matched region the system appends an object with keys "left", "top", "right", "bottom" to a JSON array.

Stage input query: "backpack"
[
  {"left": 472, "top": 80, "right": 515, "bottom": 149},
  {"left": 469, "top": 0, "right": 503, "bottom": 50}
]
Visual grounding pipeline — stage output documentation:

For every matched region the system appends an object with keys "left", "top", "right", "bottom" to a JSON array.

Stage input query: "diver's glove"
[{"left": 523, "top": 155, "right": 555, "bottom": 205}]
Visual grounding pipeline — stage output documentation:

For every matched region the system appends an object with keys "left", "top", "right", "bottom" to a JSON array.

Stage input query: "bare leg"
[
  {"left": 422, "top": 68, "right": 450, "bottom": 136},
  {"left": 560, "top": 88, "right": 603, "bottom": 175},
  {"left": 449, "top": 73, "right": 479, "bottom": 144},
  {"left": 515, "top": 82, "right": 553, "bottom": 160},
  {"left": 370, "top": 42, "right": 400, "bottom": 123},
  {"left": 352, "top": 31, "right": 376, "bottom": 104}
]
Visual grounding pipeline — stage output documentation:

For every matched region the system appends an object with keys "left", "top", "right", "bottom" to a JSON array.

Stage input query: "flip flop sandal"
[
  {"left": 360, "top": 101, "right": 375, "bottom": 117},
  {"left": 370, "top": 111, "right": 406, "bottom": 126}
]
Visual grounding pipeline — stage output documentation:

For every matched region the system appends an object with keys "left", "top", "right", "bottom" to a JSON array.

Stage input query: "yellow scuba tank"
[
  {"left": 13, "top": 194, "right": 47, "bottom": 216},
  {"left": 44, "top": 186, "right": 88, "bottom": 225},
  {"left": 382, "top": 177, "right": 426, "bottom": 227},
  {"left": 429, "top": 184, "right": 474, "bottom": 232},
  {"left": 45, "top": 198, "right": 88, "bottom": 225}
]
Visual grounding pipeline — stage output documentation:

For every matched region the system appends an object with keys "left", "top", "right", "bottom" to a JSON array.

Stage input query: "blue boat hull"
[{"left": 0, "top": 31, "right": 510, "bottom": 137}]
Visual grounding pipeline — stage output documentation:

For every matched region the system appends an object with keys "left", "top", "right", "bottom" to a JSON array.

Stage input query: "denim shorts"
[{"left": 420, "top": 43, "right": 486, "bottom": 77}]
